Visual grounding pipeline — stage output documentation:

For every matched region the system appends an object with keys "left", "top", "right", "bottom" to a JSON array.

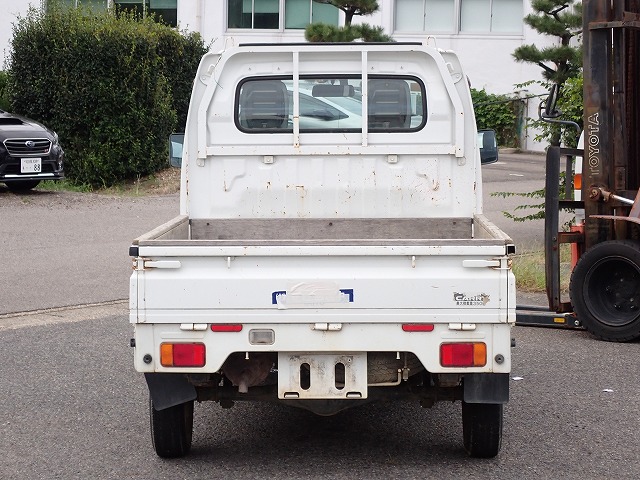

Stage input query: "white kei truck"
[{"left": 129, "top": 41, "right": 516, "bottom": 459}]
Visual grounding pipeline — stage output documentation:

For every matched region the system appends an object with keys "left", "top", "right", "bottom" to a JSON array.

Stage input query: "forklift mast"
[{"left": 582, "top": 0, "right": 640, "bottom": 247}]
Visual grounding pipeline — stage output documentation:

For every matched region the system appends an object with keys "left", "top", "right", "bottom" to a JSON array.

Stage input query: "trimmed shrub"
[
  {"left": 0, "top": 71, "right": 9, "bottom": 110},
  {"left": 471, "top": 88, "right": 522, "bottom": 149},
  {"left": 152, "top": 26, "right": 207, "bottom": 131},
  {"left": 7, "top": 5, "right": 205, "bottom": 187}
]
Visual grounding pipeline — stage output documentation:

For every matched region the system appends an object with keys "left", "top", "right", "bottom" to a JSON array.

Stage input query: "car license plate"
[{"left": 21, "top": 158, "right": 42, "bottom": 173}]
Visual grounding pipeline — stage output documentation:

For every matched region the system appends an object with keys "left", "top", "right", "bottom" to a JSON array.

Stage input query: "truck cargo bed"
[{"left": 133, "top": 214, "right": 514, "bottom": 249}]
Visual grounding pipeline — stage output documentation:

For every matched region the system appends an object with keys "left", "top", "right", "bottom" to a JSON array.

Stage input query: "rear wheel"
[
  {"left": 149, "top": 397, "right": 194, "bottom": 458},
  {"left": 570, "top": 240, "right": 640, "bottom": 342},
  {"left": 462, "top": 402, "right": 503, "bottom": 458},
  {"left": 5, "top": 180, "right": 41, "bottom": 192}
]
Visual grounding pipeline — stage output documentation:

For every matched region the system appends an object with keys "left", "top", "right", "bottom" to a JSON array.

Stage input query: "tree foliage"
[
  {"left": 305, "top": 23, "right": 359, "bottom": 42},
  {"left": 305, "top": 22, "right": 392, "bottom": 42},
  {"left": 513, "top": 0, "right": 582, "bottom": 85},
  {"left": 494, "top": 75, "right": 583, "bottom": 223},
  {"left": 513, "top": 0, "right": 582, "bottom": 147},
  {"left": 0, "top": 71, "right": 9, "bottom": 110},
  {"left": 313, "top": 0, "right": 379, "bottom": 26},
  {"left": 306, "top": 1, "right": 392, "bottom": 42},
  {"left": 471, "top": 88, "right": 523, "bottom": 149},
  {"left": 519, "top": 75, "right": 583, "bottom": 148},
  {"left": 357, "top": 24, "right": 393, "bottom": 42},
  {"left": 7, "top": 3, "right": 206, "bottom": 188}
]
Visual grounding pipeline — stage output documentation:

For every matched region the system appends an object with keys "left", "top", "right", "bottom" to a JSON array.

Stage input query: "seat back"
[
  {"left": 368, "top": 79, "right": 411, "bottom": 130},
  {"left": 240, "top": 80, "right": 288, "bottom": 129}
]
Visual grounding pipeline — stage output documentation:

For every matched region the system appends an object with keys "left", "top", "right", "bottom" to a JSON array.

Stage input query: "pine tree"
[
  {"left": 305, "top": 1, "right": 392, "bottom": 42},
  {"left": 315, "top": 0, "right": 379, "bottom": 27},
  {"left": 514, "top": 1, "right": 582, "bottom": 84},
  {"left": 513, "top": 1, "right": 582, "bottom": 146}
]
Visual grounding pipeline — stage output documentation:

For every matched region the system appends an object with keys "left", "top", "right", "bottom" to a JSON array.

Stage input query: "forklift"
[{"left": 516, "top": 0, "right": 640, "bottom": 342}]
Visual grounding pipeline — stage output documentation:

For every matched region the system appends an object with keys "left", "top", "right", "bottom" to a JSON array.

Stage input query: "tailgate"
[{"left": 130, "top": 244, "right": 514, "bottom": 324}]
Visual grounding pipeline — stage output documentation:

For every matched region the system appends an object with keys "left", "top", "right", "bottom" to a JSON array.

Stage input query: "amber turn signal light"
[
  {"left": 160, "top": 343, "right": 206, "bottom": 367},
  {"left": 440, "top": 342, "right": 486, "bottom": 367}
]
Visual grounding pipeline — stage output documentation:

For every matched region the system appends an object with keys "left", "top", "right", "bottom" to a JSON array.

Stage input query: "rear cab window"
[{"left": 235, "top": 76, "right": 427, "bottom": 133}]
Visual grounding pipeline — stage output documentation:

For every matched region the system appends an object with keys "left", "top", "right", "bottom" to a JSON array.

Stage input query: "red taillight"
[
  {"left": 402, "top": 323, "right": 435, "bottom": 332},
  {"left": 440, "top": 343, "right": 486, "bottom": 367},
  {"left": 160, "top": 343, "right": 206, "bottom": 367},
  {"left": 210, "top": 324, "right": 243, "bottom": 332}
]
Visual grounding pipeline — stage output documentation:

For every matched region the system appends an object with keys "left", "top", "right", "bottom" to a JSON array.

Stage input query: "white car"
[
  {"left": 294, "top": 88, "right": 362, "bottom": 130},
  {"left": 286, "top": 80, "right": 363, "bottom": 130}
]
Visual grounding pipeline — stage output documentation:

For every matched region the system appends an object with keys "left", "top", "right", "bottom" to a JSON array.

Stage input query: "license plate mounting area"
[{"left": 278, "top": 353, "right": 368, "bottom": 400}]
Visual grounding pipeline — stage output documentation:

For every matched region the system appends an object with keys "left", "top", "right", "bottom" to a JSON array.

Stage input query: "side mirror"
[
  {"left": 478, "top": 129, "right": 498, "bottom": 164},
  {"left": 169, "top": 133, "right": 184, "bottom": 168},
  {"left": 541, "top": 84, "right": 561, "bottom": 119}
]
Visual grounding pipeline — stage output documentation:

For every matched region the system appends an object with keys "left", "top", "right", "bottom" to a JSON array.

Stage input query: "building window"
[
  {"left": 228, "top": 0, "right": 280, "bottom": 29},
  {"left": 50, "top": 0, "right": 109, "bottom": 12},
  {"left": 115, "top": 1, "right": 178, "bottom": 27},
  {"left": 285, "top": 0, "right": 339, "bottom": 29},
  {"left": 395, "top": 0, "right": 523, "bottom": 34},
  {"left": 48, "top": 1, "right": 177, "bottom": 26},
  {"left": 228, "top": 0, "right": 340, "bottom": 30}
]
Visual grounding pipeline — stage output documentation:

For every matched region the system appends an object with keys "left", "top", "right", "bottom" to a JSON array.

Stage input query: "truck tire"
[
  {"left": 462, "top": 402, "right": 502, "bottom": 458},
  {"left": 570, "top": 240, "right": 640, "bottom": 342},
  {"left": 6, "top": 180, "right": 41, "bottom": 192},
  {"left": 149, "top": 396, "right": 194, "bottom": 458}
]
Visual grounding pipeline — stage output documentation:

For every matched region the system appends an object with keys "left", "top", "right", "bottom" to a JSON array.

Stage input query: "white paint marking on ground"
[{"left": 0, "top": 300, "right": 128, "bottom": 331}]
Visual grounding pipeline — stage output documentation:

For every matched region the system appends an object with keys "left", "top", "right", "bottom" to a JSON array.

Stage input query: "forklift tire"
[
  {"left": 150, "top": 396, "right": 194, "bottom": 458},
  {"left": 570, "top": 240, "right": 640, "bottom": 342},
  {"left": 462, "top": 402, "right": 503, "bottom": 458}
]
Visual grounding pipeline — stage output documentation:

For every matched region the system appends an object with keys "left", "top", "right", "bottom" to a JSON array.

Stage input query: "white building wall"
[{"left": 0, "top": 0, "right": 39, "bottom": 69}]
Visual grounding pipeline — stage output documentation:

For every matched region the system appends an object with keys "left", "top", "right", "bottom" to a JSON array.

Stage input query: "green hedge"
[
  {"left": 0, "top": 71, "right": 9, "bottom": 110},
  {"left": 7, "top": 5, "right": 206, "bottom": 187},
  {"left": 471, "top": 88, "right": 523, "bottom": 149},
  {"left": 155, "top": 28, "right": 207, "bottom": 131}
]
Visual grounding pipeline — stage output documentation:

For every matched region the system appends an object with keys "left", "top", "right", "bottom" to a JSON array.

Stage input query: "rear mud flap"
[
  {"left": 145, "top": 373, "right": 197, "bottom": 410},
  {"left": 463, "top": 373, "right": 509, "bottom": 404}
]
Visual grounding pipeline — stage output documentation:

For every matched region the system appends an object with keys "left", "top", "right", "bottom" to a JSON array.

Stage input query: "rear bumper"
[{"left": 132, "top": 320, "right": 513, "bottom": 375}]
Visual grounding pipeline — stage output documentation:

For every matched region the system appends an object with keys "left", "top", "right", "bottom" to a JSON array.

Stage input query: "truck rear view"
[{"left": 129, "top": 42, "right": 515, "bottom": 458}]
